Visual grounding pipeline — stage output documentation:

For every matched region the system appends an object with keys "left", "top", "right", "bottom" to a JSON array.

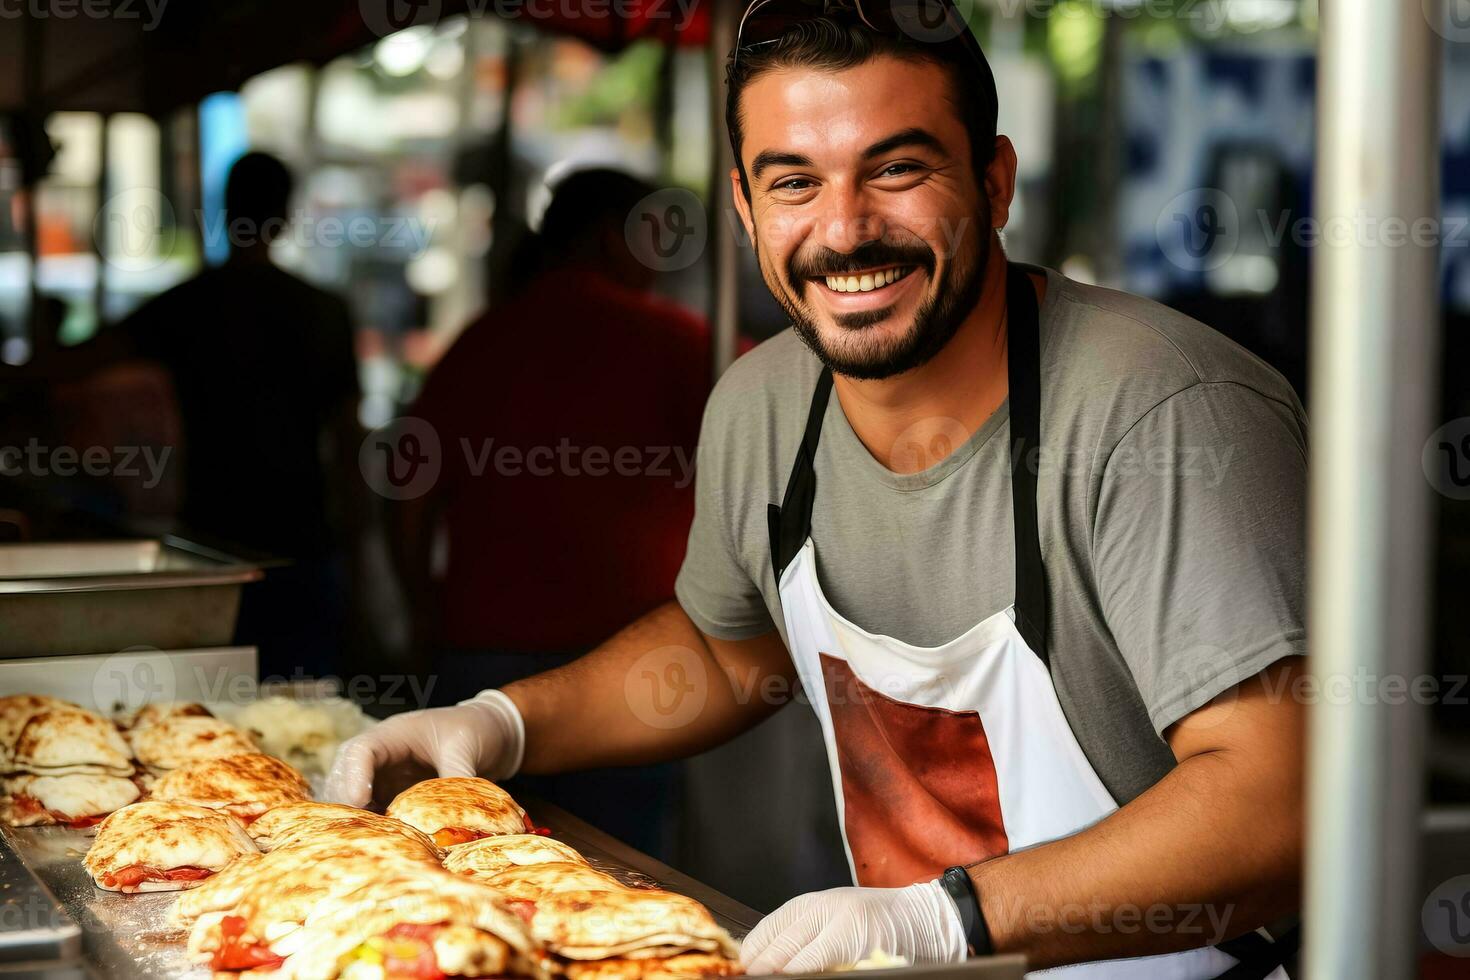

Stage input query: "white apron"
[{"left": 766, "top": 265, "right": 1293, "bottom": 979}]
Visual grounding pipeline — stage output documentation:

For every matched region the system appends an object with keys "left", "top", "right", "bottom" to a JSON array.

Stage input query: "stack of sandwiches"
[
  {"left": 0, "top": 696, "right": 273, "bottom": 830},
  {"left": 0, "top": 694, "right": 140, "bottom": 828}
]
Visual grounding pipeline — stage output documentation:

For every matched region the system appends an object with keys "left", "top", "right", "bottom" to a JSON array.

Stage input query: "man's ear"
[
  {"left": 730, "top": 167, "right": 756, "bottom": 245},
  {"left": 982, "top": 136, "right": 1019, "bottom": 230}
]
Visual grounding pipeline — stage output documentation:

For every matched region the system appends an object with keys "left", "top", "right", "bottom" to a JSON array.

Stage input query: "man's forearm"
[
  {"left": 969, "top": 662, "right": 1305, "bottom": 968},
  {"left": 502, "top": 601, "right": 794, "bottom": 775},
  {"left": 969, "top": 754, "right": 1296, "bottom": 967}
]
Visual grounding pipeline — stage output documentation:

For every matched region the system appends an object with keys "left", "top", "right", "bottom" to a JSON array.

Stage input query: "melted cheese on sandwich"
[
  {"left": 149, "top": 752, "right": 309, "bottom": 820},
  {"left": 197, "top": 866, "right": 543, "bottom": 979},
  {"left": 84, "top": 800, "right": 258, "bottom": 893},
  {"left": 385, "top": 777, "right": 529, "bottom": 846},
  {"left": 12, "top": 708, "right": 133, "bottom": 777},
  {"left": 128, "top": 715, "right": 257, "bottom": 770}
]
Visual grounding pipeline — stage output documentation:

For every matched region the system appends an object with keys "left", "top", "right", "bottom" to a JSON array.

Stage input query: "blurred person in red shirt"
[{"left": 394, "top": 170, "right": 711, "bottom": 857}]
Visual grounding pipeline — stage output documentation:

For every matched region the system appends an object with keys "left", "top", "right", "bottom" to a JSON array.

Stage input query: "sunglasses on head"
[{"left": 732, "top": 0, "right": 985, "bottom": 74}]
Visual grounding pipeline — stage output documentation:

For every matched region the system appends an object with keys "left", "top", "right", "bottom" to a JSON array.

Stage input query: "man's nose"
[{"left": 815, "top": 186, "right": 887, "bottom": 255}]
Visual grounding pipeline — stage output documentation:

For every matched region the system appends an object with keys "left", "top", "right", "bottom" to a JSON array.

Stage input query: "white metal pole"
[{"left": 1304, "top": 1, "right": 1442, "bottom": 977}]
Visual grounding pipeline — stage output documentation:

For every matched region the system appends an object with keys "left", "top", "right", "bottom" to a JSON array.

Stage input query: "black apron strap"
[
  {"left": 768, "top": 367, "right": 835, "bottom": 582},
  {"left": 1213, "top": 924, "right": 1300, "bottom": 980},
  {"left": 768, "top": 263, "right": 1046, "bottom": 652},
  {"left": 1005, "top": 264, "right": 1048, "bottom": 664}
]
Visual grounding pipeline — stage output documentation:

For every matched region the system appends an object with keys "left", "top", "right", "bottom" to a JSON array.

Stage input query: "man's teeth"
[{"left": 823, "top": 266, "right": 912, "bottom": 293}]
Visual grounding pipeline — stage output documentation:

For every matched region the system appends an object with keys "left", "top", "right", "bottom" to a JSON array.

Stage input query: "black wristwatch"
[{"left": 940, "top": 866, "right": 993, "bottom": 957}]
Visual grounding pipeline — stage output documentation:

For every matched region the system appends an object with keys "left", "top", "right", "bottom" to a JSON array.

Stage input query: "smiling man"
[{"left": 327, "top": 3, "right": 1306, "bottom": 976}]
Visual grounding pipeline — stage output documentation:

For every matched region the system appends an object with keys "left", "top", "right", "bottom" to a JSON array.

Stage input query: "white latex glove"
[
  {"left": 322, "top": 690, "right": 525, "bottom": 807},
  {"left": 741, "top": 880, "right": 967, "bottom": 975}
]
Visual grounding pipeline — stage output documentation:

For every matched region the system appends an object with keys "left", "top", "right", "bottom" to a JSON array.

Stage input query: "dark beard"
[{"left": 765, "top": 225, "right": 990, "bottom": 382}]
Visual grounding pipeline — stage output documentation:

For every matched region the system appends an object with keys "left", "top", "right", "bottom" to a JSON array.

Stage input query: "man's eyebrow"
[
  {"left": 750, "top": 150, "right": 814, "bottom": 182},
  {"left": 862, "top": 127, "right": 947, "bottom": 160}
]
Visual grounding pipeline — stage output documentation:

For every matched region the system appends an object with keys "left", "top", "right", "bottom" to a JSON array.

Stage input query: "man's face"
[{"left": 732, "top": 56, "right": 994, "bottom": 380}]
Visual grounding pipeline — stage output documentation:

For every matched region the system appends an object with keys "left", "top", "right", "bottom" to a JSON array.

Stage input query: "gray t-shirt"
[{"left": 675, "top": 265, "right": 1307, "bottom": 804}]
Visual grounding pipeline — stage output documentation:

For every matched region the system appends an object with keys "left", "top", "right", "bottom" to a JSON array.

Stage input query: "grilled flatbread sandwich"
[
  {"left": 0, "top": 695, "right": 78, "bottom": 767},
  {"left": 443, "top": 834, "right": 589, "bottom": 880},
  {"left": 128, "top": 715, "right": 257, "bottom": 770},
  {"left": 126, "top": 701, "right": 212, "bottom": 731},
  {"left": 84, "top": 799, "right": 258, "bottom": 893},
  {"left": 193, "top": 865, "right": 548, "bottom": 979},
  {"left": 1, "top": 773, "right": 141, "bottom": 829},
  {"left": 11, "top": 708, "right": 133, "bottom": 777},
  {"left": 386, "top": 776, "right": 531, "bottom": 847},
  {"left": 149, "top": 752, "right": 310, "bottom": 822},
  {"left": 170, "top": 830, "right": 445, "bottom": 926},
  {"left": 523, "top": 888, "right": 739, "bottom": 963},
  {"left": 483, "top": 862, "right": 625, "bottom": 902},
  {"left": 247, "top": 801, "right": 441, "bottom": 856}
]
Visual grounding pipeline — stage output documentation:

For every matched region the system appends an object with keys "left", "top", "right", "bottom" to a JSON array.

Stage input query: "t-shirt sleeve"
[
  {"left": 1093, "top": 381, "right": 1308, "bottom": 734},
  {"left": 675, "top": 386, "right": 776, "bottom": 641}
]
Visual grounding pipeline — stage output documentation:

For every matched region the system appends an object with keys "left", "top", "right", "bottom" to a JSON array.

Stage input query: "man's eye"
[
  {"left": 773, "top": 177, "right": 814, "bottom": 193},
  {"left": 880, "top": 163, "right": 918, "bottom": 178}
]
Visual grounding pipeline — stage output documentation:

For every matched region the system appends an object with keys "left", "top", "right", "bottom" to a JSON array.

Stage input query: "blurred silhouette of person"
[
  {"left": 396, "top": 168, "right": 710, "bottom": 857},
  {"left": 35, "top": 152, "right": 362, "bottom": 677}
]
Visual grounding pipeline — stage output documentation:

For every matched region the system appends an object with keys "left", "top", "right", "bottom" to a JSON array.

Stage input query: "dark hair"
[
  {"left": 224, "top": 151, "right": 293, "bottom": 234},
  {"left": 725, "top": 17, "right": 999, "bottom": 203},
  {"left": 538, "top": 168, "right": 656, "bottom": 254}
]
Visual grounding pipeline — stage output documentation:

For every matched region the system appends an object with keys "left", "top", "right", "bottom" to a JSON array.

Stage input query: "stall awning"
[{"left": 0, "top": 0, "right": 712, "bottom": 116}]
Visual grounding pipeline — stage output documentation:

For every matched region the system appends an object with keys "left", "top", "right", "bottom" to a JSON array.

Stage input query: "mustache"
[{"left": 788, "top": 239, "right": 936, "bottom": 281}]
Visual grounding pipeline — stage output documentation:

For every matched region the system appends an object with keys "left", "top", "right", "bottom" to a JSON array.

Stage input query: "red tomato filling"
[
  {"left": 432, "top": 827, "right": 486, "bottom": 847},
  {"left": 13, "top": 794, "right": 112, "bottom": 829},
  {"left": 102, "top": 864, "right": 213, "bottom": 890},
  {"left": 381, "top": 922, "right": 446, "bottom": 979},
  {"left": 211, "top": 914, "right": 286, "bottom": 972},
  {"left": 522, "top": 813, "right": 551, "bottom": 836}
]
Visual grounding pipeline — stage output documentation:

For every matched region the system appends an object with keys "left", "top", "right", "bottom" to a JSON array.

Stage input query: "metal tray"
[
  {"left": 0, "top": 539, "right": 262, "bottom": 658},
  {"left": 0, "top": 799, "right": 1025, "bottom": 980}
]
